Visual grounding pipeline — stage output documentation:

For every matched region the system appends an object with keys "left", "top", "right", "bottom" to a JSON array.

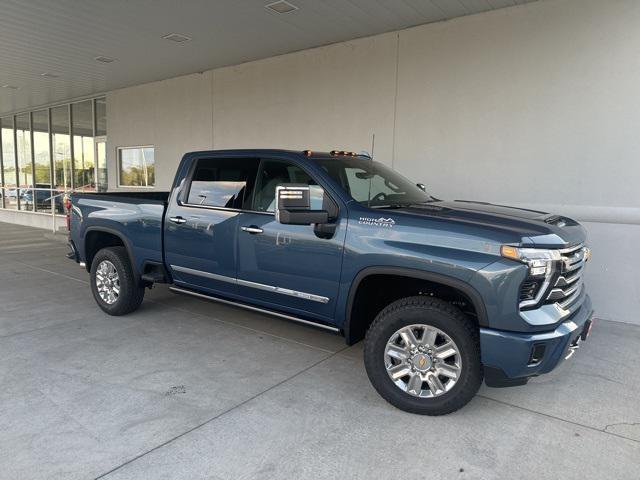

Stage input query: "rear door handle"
[
  {"left": 241, "top": 225, "right": 263, "bottom": 234},
  {"left": 169, "top": 216, "right": 187, "bottom": 224}
]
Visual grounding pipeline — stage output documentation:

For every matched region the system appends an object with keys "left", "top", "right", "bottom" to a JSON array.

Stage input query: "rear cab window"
[{"left": 183, "top": 157, "right": 259, "bottom": 209}]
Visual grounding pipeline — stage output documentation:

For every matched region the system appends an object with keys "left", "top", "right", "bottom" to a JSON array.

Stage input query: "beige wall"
[
  {"left": 107, "top": 72, "right": 213, "bottom": 188},
  {"left": 394, "top": 0, "right": 640, "bottom": 220},
  {"left": 212, "top": 31, "right": 398, "bottom": 160},
  {"left": 106, "top": 0, "right": 640, "bottom": 323}
]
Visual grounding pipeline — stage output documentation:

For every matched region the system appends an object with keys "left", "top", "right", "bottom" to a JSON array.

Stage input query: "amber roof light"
[{"left": 330, "top": 150, "right": 358, "bottom": 156}]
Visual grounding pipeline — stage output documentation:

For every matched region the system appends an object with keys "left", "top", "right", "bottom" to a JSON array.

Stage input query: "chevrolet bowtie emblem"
[{"left": 419, "top": 357, "right": 427, "bottom": 368}]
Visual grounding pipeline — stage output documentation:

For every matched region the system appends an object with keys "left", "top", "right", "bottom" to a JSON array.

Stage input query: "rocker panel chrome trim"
[
  {"left": 169, "top": 286, "right": 340, "bottom": 333},
  {"left": 171, "top": 265, "right": 234, "bottom": 284}
]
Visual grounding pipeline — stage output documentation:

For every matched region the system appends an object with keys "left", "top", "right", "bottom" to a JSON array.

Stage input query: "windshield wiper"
[
  {"left": 371, "top": 204, "right": 411, "bottom": 209},
  {"left": 371, "top": 200, "right": 437, "bottom": 209}
]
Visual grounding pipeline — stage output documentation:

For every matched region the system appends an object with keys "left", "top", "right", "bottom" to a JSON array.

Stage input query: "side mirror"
[
  {"left": 417, "top": 183, "right": 427, "bottom": 192},
  {"left": 276, "top": 184, "right": 329, "bottom": 225}
]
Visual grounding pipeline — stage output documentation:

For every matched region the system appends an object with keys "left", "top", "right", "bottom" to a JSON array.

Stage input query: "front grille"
[{"left": 546, "top": 244, "right": 585, "bottom": 308}]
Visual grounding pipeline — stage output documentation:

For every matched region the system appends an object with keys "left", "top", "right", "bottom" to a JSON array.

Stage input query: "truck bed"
[{"left": 69, "top": 191, "right": 170, "bottom": 276}]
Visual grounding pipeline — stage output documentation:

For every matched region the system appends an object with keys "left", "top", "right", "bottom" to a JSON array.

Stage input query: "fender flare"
[
  {"left": 343, "top": 266, "right": 489, "bottom": 345},
  {"left": 83, "top": 226, "right": 138, "bottom": 276}
]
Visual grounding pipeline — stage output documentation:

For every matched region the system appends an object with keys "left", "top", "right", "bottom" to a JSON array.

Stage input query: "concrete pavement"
[{"left": 0, "top": 221, "right": 638, "bottom": 479}]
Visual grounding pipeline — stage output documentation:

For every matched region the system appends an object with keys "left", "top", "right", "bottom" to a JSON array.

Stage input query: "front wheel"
[
  {"left": 90, "top": 246, "right": 145, "bottom": 316},
  {"left": 364, "top": 296, "right": 483, "bottom": 415}
]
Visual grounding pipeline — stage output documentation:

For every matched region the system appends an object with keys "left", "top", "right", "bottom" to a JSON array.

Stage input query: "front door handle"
[
  {"left": 241, "top": 225, "right": 263, "bottom": 234},
  {"left": 169, "top": 216, "right": 187, "bottom": 224}
]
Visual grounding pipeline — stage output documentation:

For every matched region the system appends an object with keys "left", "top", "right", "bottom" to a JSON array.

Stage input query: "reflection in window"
[
  {"left": 0, "top": 96, "right": 106, "bottom": 214},
  {"left": 1, "top": 117, "right": 17, "bottom": 209},
  {"left": 95, "top": 140, "right": 108, "bottom": 192},
  {"left": 189, "top": 181, "right": 247, "bottom": 207},
  {"left": 15, "top": 114, "right": 32, "bottom": 211},
  {"left": 118, "top": 146, "right": 155, "bottom": 187},
  {"left": 186, "top": 158, "right": 258, "bottom": 208},
  {"left": 51, "top": 106, "right": 71, "bottom": 191},
  {"left": 72, "top": 100, "right": 95, "bottom": 191},
  {"left": 95, "top": 97, "right": 107, "bottom": 137},
  {"left": 32, "top": 110, "right": 53, "bottom": 212}
]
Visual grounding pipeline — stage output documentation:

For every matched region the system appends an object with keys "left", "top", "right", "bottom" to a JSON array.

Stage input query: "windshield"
[{"left": 316, "top": 157, "right": 433, "bottom": 208}]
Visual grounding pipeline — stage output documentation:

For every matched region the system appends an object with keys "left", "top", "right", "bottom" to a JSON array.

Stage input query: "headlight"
[
  {"left": 501, "top": 246, "right": 561, "bottom": 271},
  {"left": 501, "top": 246, "right": 562, "bottom": 308}
]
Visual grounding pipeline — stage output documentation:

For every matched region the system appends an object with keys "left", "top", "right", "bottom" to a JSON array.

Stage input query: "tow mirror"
[{"left": 276, "top": 184, "right": 329, "bottom": 225}]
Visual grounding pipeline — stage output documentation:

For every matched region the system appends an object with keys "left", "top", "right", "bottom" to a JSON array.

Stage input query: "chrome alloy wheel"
[
  {"left": 95, "top": 260, "right": 120, "bottom": 305},
  {"left": 384, "top": 324, "right": 462, "bottom": 398}
]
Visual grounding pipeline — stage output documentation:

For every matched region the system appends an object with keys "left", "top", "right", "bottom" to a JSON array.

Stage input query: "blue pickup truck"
[{"left": 67, "top": 149, "right": 594, "bottom": 415}]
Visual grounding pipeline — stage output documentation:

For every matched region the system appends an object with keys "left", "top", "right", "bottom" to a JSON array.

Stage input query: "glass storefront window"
[
  {"left": 1, "top": 96, "right": 106, "bottom": 215},
  {"left": 16, "top": 114, "right": 33, "bottom": 211},
  {"left": 95, "top": 97, "right": 107, "bottom": 137},
  {"left": 118, "top": 146, "right": 155, "bottom": 187},
  {"left": 96, "top": 139, "right": 108, "bottom": 192},
  {"left": 72, "top": 100, "right": 95, "bottom": 191},
  {"left": 51, "top": 106, "right": 72, "bottom": 193},
  {"left": 32, "top": 110, "right": 53, "bottom": 213},
  {"left": 1, "top": 117, "right": 17, "bottom": 209},
  {"left": 33, "top": 110, "right": 50, "bottom": 184}
]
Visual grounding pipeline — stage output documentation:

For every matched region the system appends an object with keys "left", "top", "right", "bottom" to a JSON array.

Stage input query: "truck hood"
[{"left": 391, "top": 200, "right": 587, "bottom": 248}]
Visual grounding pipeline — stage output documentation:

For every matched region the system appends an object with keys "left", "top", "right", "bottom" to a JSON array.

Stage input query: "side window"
[
  {"left": 186, "top": 157, "right": 259, "bottom": 209},
  {"left": 252, "top": 159, "right": 319, "bottom": 212}
]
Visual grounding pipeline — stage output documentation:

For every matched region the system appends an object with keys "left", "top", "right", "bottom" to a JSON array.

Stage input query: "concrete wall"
[
  {"left": 0, "top": 209, "right": 64, "bottom": 232},
  {"left": 106, "top": 0, "right": 640, "bottom": 324}
]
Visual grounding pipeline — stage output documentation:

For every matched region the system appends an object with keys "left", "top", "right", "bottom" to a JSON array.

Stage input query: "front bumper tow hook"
[{"left": 565, "top": 338, "right": 581, "bottom": 360}]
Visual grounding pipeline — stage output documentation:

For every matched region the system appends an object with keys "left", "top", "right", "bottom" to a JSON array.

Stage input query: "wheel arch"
[
  {"left": 344, "top": 267, "right": 488, "bottom": 345},
  {"left": 83, "top": 227, "right": 137, "bottom": 276}
]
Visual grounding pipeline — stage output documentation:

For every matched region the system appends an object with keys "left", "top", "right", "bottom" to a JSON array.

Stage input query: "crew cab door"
[
  {"left": 235, "top": 158, "right": 346, "bottom": 321},
  {"left": 164, "top": 156, "right": 259, "bottom": 296}
]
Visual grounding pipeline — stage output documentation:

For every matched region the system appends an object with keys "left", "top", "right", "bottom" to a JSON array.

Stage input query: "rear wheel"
[
  {"left": 364, "top": 296, "right": 482, "bottom": 415},
  {"left": 90, "top": 246, "right": 145, "bottom": 315}
]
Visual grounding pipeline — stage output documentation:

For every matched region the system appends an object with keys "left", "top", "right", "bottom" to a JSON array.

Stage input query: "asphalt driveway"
[{"left": 0, "top": 221, "right": 638, "bottom": 479}]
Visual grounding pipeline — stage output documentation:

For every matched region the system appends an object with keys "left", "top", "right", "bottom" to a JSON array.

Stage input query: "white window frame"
[{"left": 117, "top": 145, "right": 155, "bottom": 189}]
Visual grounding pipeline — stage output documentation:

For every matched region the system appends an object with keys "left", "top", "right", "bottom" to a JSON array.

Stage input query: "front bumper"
[{"left": 480, "top": 294, "right": 593, "bottom": 387}]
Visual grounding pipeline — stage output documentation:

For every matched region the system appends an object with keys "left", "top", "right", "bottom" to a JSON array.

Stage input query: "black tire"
[
  {"left": 364, "top": 296, "right": 482, "bottom": 415},
  {"left": 90, "top": 246, "right": 145, "bottom": 316}
]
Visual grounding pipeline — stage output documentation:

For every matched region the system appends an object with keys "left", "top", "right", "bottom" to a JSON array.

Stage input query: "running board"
[{"left": 169, "top": 286, "right": 341, "bottom": 333}]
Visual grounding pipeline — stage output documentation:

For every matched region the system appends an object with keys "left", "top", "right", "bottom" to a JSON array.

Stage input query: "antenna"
[{"left": 367, "top": 134, "right": 375, "bottom": 208}]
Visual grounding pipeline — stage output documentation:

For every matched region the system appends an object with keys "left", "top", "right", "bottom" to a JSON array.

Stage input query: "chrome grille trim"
[
  {"left": 555, "top": 273, "right": 581, "bottom": 287},
  {"left": 546, "top": 243, "right": 586, "bottom": 308},
  {"left": 558, "top": 283, "right": 584, "bottom": 309}
]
